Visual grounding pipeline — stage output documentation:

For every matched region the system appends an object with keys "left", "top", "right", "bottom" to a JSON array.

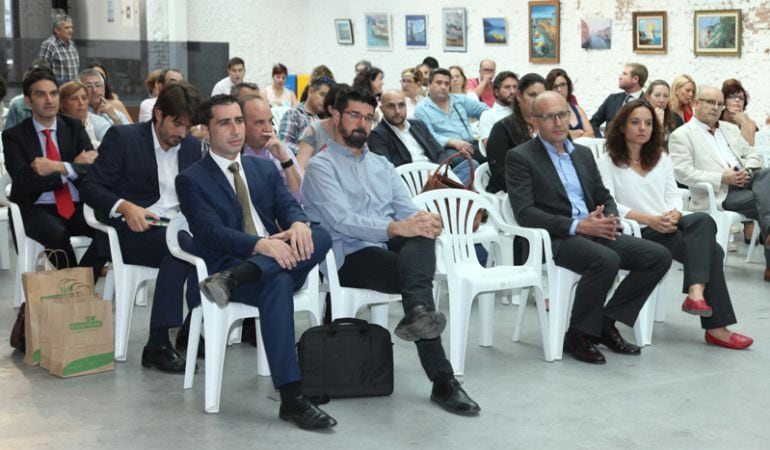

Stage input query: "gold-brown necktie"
[{"left": 228, "top": 161, "right": 257, "bottom": 235}]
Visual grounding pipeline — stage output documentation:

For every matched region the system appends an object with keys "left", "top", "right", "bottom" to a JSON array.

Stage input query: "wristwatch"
[{"left": 281, "top": 159, "right": 294, "bottom": 169}]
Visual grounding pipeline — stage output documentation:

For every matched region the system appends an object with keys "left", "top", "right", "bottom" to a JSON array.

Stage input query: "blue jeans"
[{"left": 451, "top": 159, "right": 479, "bottom": 185}]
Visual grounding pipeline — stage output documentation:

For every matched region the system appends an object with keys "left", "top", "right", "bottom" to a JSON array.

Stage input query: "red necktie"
[{"left": 41, "top": 129, "right": 75, "bottom": 219}]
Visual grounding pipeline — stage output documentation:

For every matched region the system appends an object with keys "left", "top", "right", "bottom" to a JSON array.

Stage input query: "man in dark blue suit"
[
  {"left": 80, "top": 82, "right": 202, "bottom": 373},
  {"left": 589, "top": 63, "right": 647, "bottom": 137},
  {"left": 176, "top": 95, "right": 336, "bottom": 430}
]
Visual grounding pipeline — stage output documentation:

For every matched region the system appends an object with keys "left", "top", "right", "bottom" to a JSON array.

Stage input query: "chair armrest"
[{"left": 689, "top": 182, "right": 719, "bottom": 216}]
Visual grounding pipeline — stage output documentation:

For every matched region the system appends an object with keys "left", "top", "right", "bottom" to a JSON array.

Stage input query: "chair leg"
[
  {"left": 448, "top": 285, "right": 474, "bottom": 376},
  {"left": 184, "top": 306, "right": 203, "bottom": 389},
  {"left": 547, "top": 272, "right": 576, "bottom": 362},
  {"left": 114, "top": 273, "right": 138, "bottom": 362},
  {"left": 101, "top": 266, "right": 115, "bottom": 300},
  {"left": 532, "top": 286, "right": 552, "bottom": 361},
  {"left": 477, "top": 292, "right": 494, "bottom": 347},
  {"left": 135, "top": 283, "right": 148, "bottom": 306},
  {"left": 0, "top": 221, "right": 10, "bottom": 271},
  {"left": 512, "top": 288, "right": 530, "bottom": 342},
  {"left": 204, "top": 313, "right": 229, "bottom": 414},
  {"left": 634, "top": 293, "right": 655, "bottom": 347},
  {"left": 745, "top": 220, "right": 761, "bottom": 263},
  {"left": 370, "top": 304, "right": 389, "bottom": 328}
]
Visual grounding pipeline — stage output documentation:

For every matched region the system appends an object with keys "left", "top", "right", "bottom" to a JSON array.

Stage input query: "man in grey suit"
[
  {"left": 669, "top": 86, "right": 770, "bottom": 280},
  {"left": 507, "top": 91, "right": 670, "bottom": 364},
  {"left": 589, "top": 63, "right": 647, "bottom": 137}
]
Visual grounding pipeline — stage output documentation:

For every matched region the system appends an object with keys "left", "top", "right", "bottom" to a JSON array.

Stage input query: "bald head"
[
  {"left": 532, "top": 90, "right": 567, "bottom": 115},
  {"left": 380, "top": 89, "right": 408, "bottom": 128},
  {"left": 532, "top": 91, "right": 570, "bottom": 150},
  {"left": 693, "top": 85, "right": 724, "bottom": 127}
]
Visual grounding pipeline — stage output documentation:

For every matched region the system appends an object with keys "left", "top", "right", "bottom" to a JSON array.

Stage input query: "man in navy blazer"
[
  {"left": 176, "top": 95, "right": 335, "bottom": 430},
  {"left": 80, "top": 82, "right": 202, "bottom": 373},
  {"left": 589, "top": 63, "right": 647, "bottom": 137},
  {"left": 2, "top": 67, "right": 102, "bottom": 277}
]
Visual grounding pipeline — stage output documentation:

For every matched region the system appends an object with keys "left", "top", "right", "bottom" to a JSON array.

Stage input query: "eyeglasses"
[
  {"left": 697, "top": 98, "right": 726, "bottom": 110},
  {"left": 534, "top": 110, "right": 570, "bottom": 122},
  {"left": 726, "top": 94, "right": 746, "bottom": 102},
  {"left": 83, "top": 83, "right": 104, "bottom": 89},
  {"left": 342, "top": 110, "right": 375, "bottom": 124},
  {"left": 553, "top": 82, "right": 568, "bottom": 89}
]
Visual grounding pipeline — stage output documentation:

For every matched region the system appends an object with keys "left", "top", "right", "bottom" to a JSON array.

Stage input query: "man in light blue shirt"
[
  {"left": 302, "top": 87, "right": 480, "bottom": 416},
  {"left": 414, "top": 68, "right": 487, "bottom": 180}
]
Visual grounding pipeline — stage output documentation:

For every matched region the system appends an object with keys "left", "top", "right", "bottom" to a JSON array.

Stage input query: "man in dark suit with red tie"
[{"left": 2, "top": 67, "right": 102, "bottom": 277}]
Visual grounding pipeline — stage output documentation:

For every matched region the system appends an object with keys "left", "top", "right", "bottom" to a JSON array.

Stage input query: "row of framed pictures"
[{"left": 333, "top": 3, "right": 742, "bottom": 63}]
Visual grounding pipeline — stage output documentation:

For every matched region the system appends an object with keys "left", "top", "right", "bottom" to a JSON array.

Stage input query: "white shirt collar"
[
  {"left": 32, "top": 116, "right": 57, "bottom": 134},
  {"left": 384, "top": 118, "right": 410, "bottom": 134},
  {"left": 150, "top": 121, "right": 182, "bottom": 155},
  {"left": 209, "top": 149, "right": 243, "bottom": 173}
]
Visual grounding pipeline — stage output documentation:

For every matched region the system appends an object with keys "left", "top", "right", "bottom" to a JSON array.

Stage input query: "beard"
[{"left": 338, "top": 122, "right": 369, "bottom": 148}]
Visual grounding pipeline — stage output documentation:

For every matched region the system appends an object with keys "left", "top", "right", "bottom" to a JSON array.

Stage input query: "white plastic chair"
[
  {"left": 166, "top": 214, "right": 323, "bottom": 413},
  {"left": 413, "top": 190, "right": 548, "bottom": 374},
  {"left": 322, "top": 250, "right": 401, "bottom": 328},
  {"left": 573, "top": 137, "right": 606, "bottom": 160},
  {"left": 83, "top": 204, "right": 158, "bottom": 361},
  {"left": 0, "top": 173, "right": 95, "bottom": 307},
  {"left": 755, "top": 130, "right": 770, "bottom": 147},
  {"left": 688, "top": 182, "right": 759, "bottom": 264}
]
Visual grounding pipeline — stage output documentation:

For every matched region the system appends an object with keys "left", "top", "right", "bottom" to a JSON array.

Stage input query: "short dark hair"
[
  {"left": 428, "top": 68, "right": 451, "bottom": 84},
  {"left": 605, "top": 100, "right": 663, "bottom": 172},
  {"left": 422, "top": 56, "right": 439, "bottom": 69},
  {"left": 272, "top": 63, "right": 288, "bottom": 76},
  {"left": 352, "top": 67, "right": 383, "bottom": 94},
  {"left": 308, "top": 76, "right": 336, "bottom": 92},
  {"left": 721, "top": 78, "right": 749, "bottom": 109},
  {"left": 237, "top": 94, "right": 265, "bottom": 112},
  {"left": 333, "top": 86, "right": 377, "bottom": 113},
  {"left": 493, "top": 71, "right": 518, "bottom": 92},
  {"left": 198, "top": 94, "right": 240, "bottom": 127},
  {"left": 322, "top": 83, "right": 351, "bottom": 118},
  {"left": 627, "top": 63, "right": 648, "bottom": 88},
  {"left": 354, "top": 60, "right": 372, "bottom": 71},
  {"left": 227, "top": 57, "right": 245, "bottom": 69},
  {"left": 23, "top": 68, "right": 57, "bottom": 97},
  {"left": 158, "top": 68, "right": 183, "bottom": 85},
  {"left": 230, "top": 82, "right": 259, "bottom": 97},
  {"left": 153, "top": 81, "right": 202, "bottom": 124}
]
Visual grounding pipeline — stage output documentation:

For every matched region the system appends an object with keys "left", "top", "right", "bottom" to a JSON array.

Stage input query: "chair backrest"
[
  {"left": 165, "top": 214, "right": 209, "bottom": 284},
  {"left": 396, "top": 161, "right": 440, "bottom": 198},
  {"left": 573, "top": 137, "right": 606, "bottom": 159},
  {"left": 0, "top": 173, "right": 27, "bottom": 251},
  {"left": 412, "top": 189, "right": 488, "bottom": 272},
  {"left": 473, "top": 162, "right": 491, "bottom": 193},
  {"left": 755, "top": 129, "right": 770, "bottom": 147}
]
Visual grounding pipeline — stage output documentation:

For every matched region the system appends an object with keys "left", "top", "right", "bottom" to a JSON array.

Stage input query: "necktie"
[
  {"left": 42, "top": 129, "right": 75, "bottom": 219},
  {"left": 624, "top": 94, "right": 634, "bottom": 104},
  {"left": 228, "top": 162, "right": 257, "bottom": 235}
]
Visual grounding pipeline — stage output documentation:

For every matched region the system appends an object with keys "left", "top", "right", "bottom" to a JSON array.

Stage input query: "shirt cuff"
[
  {"left": 62, "top": 162, "right": 77, "bottom": 180},
  {"left": 109, "top": 199, "right": 124, "bottom": 218},
  {"left": 569, "top": 219, "right": 579, "bottom": 236}
]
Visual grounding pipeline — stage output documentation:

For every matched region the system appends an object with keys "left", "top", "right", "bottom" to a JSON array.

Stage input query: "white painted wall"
[{"left": 184, "top": 0, "right": 770, "bottom": 123}]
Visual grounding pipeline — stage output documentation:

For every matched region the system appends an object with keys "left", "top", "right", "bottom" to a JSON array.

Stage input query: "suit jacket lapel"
[
  {"left": 687, "top": 121, "right": 726, "bottom": 168},
  {"left": 139, "top": 122, "right": 161, "bottom": 192},
  {"left": 383, "top": 122, "right": 410, "bottom": 163},
  {"left": 531, "top": 139, "right": 570, "bottom": 203},
  {"left": 202, "top": 153, "right": 238, "bottom": 208},
  {"left": 408, "top": 120, "right": 432, "bottom": 159},
  {"left": 23, "top": 120, "right": 44, "bottom": 159},
  {"left": 570, "top": 150, "right": 596, "bottom": 211},
  {"left": 242, "top": 157, "right": 276, "bottom": 233}
]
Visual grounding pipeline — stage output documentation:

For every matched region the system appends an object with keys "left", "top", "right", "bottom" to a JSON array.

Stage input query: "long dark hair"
[
  {"left": 353, "top": 67, "right": 383, "bottom": 99},
  {"left": 507, "top": 73, "right": 545, "bottom": 139},
  {"left": 545, "top": 68, "right": 576, "bottom": 105},
  {"left": 605, "top": 100, "right": 663, "bottom": 171}
]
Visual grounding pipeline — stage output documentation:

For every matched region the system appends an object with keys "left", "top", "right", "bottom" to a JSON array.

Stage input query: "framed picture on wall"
[
  {"left": 442, "top": 8, "right": 467, "bottom": 52},
  {"left": 335, "top": 19, "right": 354, "bottom": 45},
  {"left": 406, "top": 15, "right": 428, "bottom": 48},
  {"left": 581, "top": 18, "right": 612, "bottom": 49},
  {"left": 483, "top": 18, "right": 507, "bottom": 44},
  {"left": 365, "top": 13, "right": 392, "bottom": 51},
  {"left": 528, "top": 1, "right": 559, "bottom": 63},
  {"left": 694, "top": 9, "right": 741, "bottom": 56},
  {"left": 632, "top": 11, "right": 666, "bottom": 54}
]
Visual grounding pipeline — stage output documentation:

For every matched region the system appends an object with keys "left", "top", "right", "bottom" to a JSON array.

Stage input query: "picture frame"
[
  {"left": 632, "top": 11, "right": 666, "bottom": 54},
  {"left": 442, "top": 8, "right": 467, "bottom": 52},
  {"left": 483, "top": 18, "right": 507, "bottom": 44},
  {"left": 694, "top": 9, "right": 741, "bottom": 56},
  {"left": 405, "top": 15, "right": 428, "bottom": 48},
  {"left": 528, "top": 1, "right": 559, "bottom": 63},
  {"left": 334, "top": 19, "right": 354, "bottom": 45},
  {"left": 581, "top": 18, "right": 612, "bottom": 50},
  {"left": 365, "top": 13, "right": 392, "bottom": 51}
]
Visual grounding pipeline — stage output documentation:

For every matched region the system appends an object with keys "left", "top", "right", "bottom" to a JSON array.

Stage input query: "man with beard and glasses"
[
  {"left": 302, "top": 87, "right": 481, "bottom": 416},
  {"left": 478, "top": 71, "right": 518, "bottom": 148},
  {"left": 81, "top": 81, "right": 203, "bottom": 373}
]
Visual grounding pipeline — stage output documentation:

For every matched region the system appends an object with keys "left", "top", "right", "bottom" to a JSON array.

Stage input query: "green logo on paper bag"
[
  {"left": 40, "top": 278, "right": 93, "bottom": 301},
  {"left": 62, "top": 352, "right": 114, "bottom": 377},
  {"left": 69, "top": 315, "right": 103, "bottom": 331},
  {"left": 32, "top": 349, "right": 41, "bottom": 363}
]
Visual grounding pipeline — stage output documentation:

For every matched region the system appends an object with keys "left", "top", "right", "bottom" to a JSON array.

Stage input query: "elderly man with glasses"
[
  {"left": 670, "top": 85, "right": 770, "bottom": 281},
  {"left": 78, "top": 68, "right": 131, "bottom": 125}
]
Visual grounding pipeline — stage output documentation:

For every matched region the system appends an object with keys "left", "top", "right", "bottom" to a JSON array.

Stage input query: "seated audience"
[
  {"left": 417, "top": 56, "right": 439, "bottom": 89},
  {"left": 78, "top": 68, "right": 131, "bottom": 125},
  {"left": 299, "top": 65, "right": 334, "bottom": 102},
  {"left": 670, "top": 74, "right": 696, "bottom": 123},
  {"left": 353, "top": 66, "right": 384, "bottom": 101},
  {"left": 507, "top": 91, "right": 671, "bottom": 364},
  {"left": 296, "top": 83, "right": 349, "bottom": 169},
  {"left": 721, "top": 78, "right": 758, "bottom": 146},
  {"left": 644, "top": 79, "right": 684, "bottom": 144},
  {"left": 478, "top": 71, "right": 518, "bottom": 147},
  {"left": 58, "top": 80, "right": 111, "bottom": 147},
  {"left": 265, "top": 63, "right": 298, "bottom": 108},
  {"left": 241, "top": 95, "right": 302, "bottom": 199},
  {"left": 598, "top": 100, "right": 753, "bottom": 350},
  {"left": 89, "top": 62, "right": 132, "bottom": 122},
  {"left": 5, "top": 60, "right": 52, "bottom": 130},
  {"left": 414, "top": 68, "right": 488, "bottom": 173},
  {"left": 448, "top": 65, "right": 468, "bottom": 95},
  {"left": 211, "top": 57, "right": 246, "bottom": 96},
  {"left": 485, "top": 73, "right": 545, "bottom": 193},
  {"left": 230, "top": 82, "right": 260, "bottom": 99},
  {"left": 302, "top": 87, "right": 480, "bottom": 416},
  {"left": 2, "top": 68, "right": 102, "bottom": 278},
  {"left": 545, "top": 68, "right": 594, "bottom": 139},
  {"left": 400, "top": 67, "right": 424, "bottom": 118},
  {"left": 278, "top": 76, "right": 334, "bottom": 155},
  {"left": 466, "top": 59, "right": 497, "bottom": 106},
  {"left": 178, "top": 94, "right": 336, "bottom": 430},
  {"left": 589, "top": 63, "right": 647, "bottom": 137},
  {"left": 139, "top": 68, "right": 183, "bottom": 122},
  {"left": 354, "top": 59, "right": 372, "bottom": 78},
  {"left": 669, "top": 86, "right": 770, "bottom": 281}
]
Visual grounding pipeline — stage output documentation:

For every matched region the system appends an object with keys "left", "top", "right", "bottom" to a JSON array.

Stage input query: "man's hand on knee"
[
  {"left": 256, "top": 236, "right": 299, "bottom": 269},
  {"left": 576, "top": 205, "right": 622, "bottom": 240},
  {"left": 388, "top": 211, "right": 442, "bottom": 239}
]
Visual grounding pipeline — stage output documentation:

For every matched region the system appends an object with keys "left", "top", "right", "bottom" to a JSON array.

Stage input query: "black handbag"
[{"left": 298, "top": 318, "right": 393, "bottom": 400}]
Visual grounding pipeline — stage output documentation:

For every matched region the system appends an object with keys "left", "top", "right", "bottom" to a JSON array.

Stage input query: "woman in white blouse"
[{"left": 597, "top": 100, "right": 752, "bottom": 350}]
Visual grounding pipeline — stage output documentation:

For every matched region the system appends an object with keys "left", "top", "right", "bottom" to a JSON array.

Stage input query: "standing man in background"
[{"left": 38, "top": 13, "right": 79, "bottom": 84}]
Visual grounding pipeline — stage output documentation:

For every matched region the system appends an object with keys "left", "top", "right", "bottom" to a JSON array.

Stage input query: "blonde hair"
[
  {"left": 144, "top": 69, "right": 162, "bottom": 95},
  {"left": 669, "top": 74, "right": 696, "bottom": 116},
  {"left": 58, "top": 81, "right": 88, "bottom": 114}
]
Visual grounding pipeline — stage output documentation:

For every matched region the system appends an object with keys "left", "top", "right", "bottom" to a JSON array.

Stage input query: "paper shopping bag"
[{"left": 22, "top": 267, "right": 94, "bottom": 366}]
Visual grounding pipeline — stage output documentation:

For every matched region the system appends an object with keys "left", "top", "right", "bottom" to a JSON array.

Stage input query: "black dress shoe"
[
  {"left": 199, "top": 270, "right": 237, "bottom": 307},
  {"left": 279, "top": 395, "right": 338, "bottom": 430},
  {"left": 141, "top": 344, "right": 187, "bottom": 373},
  {"left": 394, "top": 305, "right": 447, "bottom": 341},
  {"left": 175, "top": 329, "right": 205, "bottom": 358},
  {"left": 600, "top": 326, "right": 641, "bottom": 355},
  {"left": 563, "top": 331, "right": 606, "bottom": 364},
  {"left": 431, "top": 378, "right": 481, "bottom": 416}
]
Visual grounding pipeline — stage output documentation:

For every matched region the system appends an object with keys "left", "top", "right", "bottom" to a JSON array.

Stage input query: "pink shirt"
[{"left": 466, "top": 78, "right": 495, "bottom": 107}]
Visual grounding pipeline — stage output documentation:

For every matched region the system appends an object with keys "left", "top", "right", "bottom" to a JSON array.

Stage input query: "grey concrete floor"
[{"left": 1, "top": 245, "right": 770, "bottom": 450}]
